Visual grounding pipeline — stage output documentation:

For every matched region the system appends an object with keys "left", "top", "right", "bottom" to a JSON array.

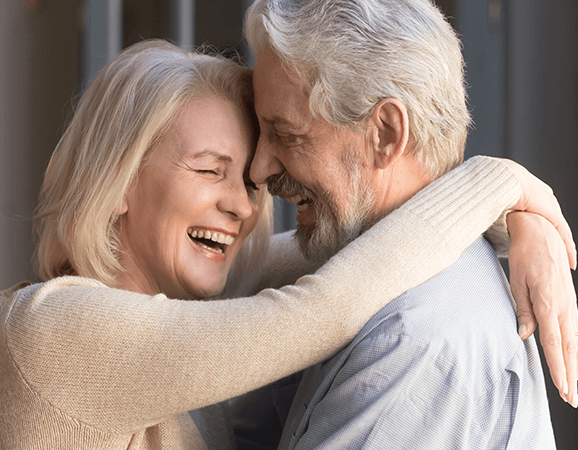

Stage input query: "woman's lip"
[{"left": 188, "top": 235, "right": 226, "bottom": 262}]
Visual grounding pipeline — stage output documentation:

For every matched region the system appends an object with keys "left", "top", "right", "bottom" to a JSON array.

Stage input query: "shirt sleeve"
[
  {"left": 293, "top": 332, "right": 484, "bottom": 450},
  {"left": 5, "top": 156, "right": 520, "bottom": 434}
]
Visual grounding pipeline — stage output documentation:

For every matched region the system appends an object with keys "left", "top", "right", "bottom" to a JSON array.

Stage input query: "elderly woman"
[{"left": 0, "top": 40, "right": 575, "bottom": 449}]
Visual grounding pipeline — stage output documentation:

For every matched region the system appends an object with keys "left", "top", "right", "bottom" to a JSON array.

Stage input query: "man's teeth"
[
  {"left": 296, "top": 202, "right": 310, "bottom": 213},
  {"left": 285, "top": 194, "right": 311, "bottom": 213},
  {"left": 286, "top": 194, "right": 307, "bottom": 204},
  {"left": 188, "top": 228, "right": 235, "bottom": 245}
]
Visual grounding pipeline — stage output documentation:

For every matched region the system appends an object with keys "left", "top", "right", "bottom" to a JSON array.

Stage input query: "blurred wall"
[
  {"left": 0, "top": 0, "right": 80, "bottom": 288},
  {"left": 457, "top": 1, "right": 578, "bottom": 446},
  {"left": 506, "top": 0, "right": 578, "bottom": 246},
  {"left": 0, "top": 0, "right": 576, "bottom": 446},
  {"left": 505, "top": 1, "right": 578, "bottom": 446}
]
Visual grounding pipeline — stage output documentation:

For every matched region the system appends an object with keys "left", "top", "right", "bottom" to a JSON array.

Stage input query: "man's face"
[{"left": 251, "top": 50, "right": 375, "bottom": 262}]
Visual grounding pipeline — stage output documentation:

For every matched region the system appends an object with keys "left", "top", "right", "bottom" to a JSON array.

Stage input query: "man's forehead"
[{"left": 253, "top": 50, "right": 311, "bottom": 128}]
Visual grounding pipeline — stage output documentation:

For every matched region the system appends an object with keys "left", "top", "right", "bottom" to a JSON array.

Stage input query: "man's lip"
[
  {"left": 274, "top": 193, "right": 298, "bottom": 200},
  {"left": 274, "top": 192, "right": 312, "bottom": 203},
  {"left": 296, "top": 201, "right": 315, "bottom": 225}
]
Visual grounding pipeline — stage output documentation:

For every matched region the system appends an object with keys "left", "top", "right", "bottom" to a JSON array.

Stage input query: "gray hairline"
[{"left": 245, "top": 0, "right": 471, "bottom": 178}]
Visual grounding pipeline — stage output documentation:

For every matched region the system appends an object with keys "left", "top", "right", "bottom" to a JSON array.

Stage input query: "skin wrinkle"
[
  {"left": 267, "top": 144, "right": 375, "bottom": 264},
  {"left": 117, "top": 97, "right": 259, "bottom": 300},
  {"left": 245, "top": 0, "right": 469, "bottom": 178}
]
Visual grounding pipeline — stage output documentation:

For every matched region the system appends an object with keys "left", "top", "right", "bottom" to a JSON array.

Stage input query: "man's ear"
[{"left": 368, "top": 98, "right": 410, "bottom": 169}]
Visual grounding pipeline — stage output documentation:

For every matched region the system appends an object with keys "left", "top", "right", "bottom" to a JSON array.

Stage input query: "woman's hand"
[
  {"left": 499, "top": 158, "right": 577, "bottom": 268},
  {"left": 507, "top": 211, "right": 578, "bottom": 407}
]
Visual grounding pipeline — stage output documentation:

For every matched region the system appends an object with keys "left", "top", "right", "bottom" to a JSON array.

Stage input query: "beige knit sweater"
[{"left": 0, "top": 156, "right": 520, "bottom": 450}]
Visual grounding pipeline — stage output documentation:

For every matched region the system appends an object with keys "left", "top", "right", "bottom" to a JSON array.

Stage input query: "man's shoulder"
[
  {"left": 343, "top": 237, "right": 522, "bottom": 388},
  {"left": 364, "top": 237, "right": 517, "bottom": 340},
  {"left": 288, "top": 244, "right": 553, "bottom": 450}
]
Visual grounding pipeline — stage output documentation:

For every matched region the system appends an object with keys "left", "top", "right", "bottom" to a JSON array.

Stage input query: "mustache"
[{"left": 266, "top": 172, "right": 314, "bottom": 200}]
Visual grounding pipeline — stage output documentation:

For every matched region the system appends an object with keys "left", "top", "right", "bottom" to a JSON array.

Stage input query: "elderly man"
[{"left": 227, "top": 0, "right": 570, "bottom": 448}]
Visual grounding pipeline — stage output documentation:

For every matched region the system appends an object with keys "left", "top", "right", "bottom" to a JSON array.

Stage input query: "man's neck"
[{"left": 369, "top": 153, "right": 432, "bottom": 222}]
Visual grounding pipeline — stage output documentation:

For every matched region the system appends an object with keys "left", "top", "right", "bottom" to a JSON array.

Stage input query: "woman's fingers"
[
  {"left": 507, "top": 211, "right": 578, "bottom": 406},
  {"left": 510, "top": 277, "right": 536, "bottom": 339},
  {"left": 499, "top": 158, "right": 577, "bottom": 269}
]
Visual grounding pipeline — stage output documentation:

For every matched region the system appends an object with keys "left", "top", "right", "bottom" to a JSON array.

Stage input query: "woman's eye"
[{"left": 196, "top": 169, "right": 219, "bottom": 176}]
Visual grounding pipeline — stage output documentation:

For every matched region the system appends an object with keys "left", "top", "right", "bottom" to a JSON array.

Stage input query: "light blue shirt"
[{"left": 278, "top": 238, "right": 556, "bottom": 449}]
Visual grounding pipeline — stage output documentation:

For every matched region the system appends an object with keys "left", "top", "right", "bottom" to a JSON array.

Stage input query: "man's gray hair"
[{"left": 245, "top": 0, "right": 471, "bottom": 178}]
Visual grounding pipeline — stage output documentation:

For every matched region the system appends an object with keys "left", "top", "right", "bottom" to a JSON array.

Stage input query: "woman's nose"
[
  {"left": 250, "top": 138, "right": 284, "bottom": 185},
  {"left": 218, "top": 181, "right": 255, "bottom": 221}
]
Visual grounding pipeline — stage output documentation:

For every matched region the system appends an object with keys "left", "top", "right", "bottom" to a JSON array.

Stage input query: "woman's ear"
[
  {"left": 368, "top": 98, "right": 410, "bottom": 169},
  {"left": 117, "top": 197, "right": 128, "bottom": 216}
]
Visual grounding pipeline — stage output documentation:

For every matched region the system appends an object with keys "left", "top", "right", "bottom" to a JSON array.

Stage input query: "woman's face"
[{"left": 117, "top": 96, "right": 260, "bottom": 299}]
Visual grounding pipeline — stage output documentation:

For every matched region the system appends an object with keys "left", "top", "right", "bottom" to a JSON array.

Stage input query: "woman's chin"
[{"left": 182, "top": 277, "right": 227, "bottom": 300}]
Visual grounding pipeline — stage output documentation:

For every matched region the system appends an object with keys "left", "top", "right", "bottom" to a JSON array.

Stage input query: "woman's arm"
[
  {"left": 235, "top": 230, "right": 321, "bottom": 295},
  {"left": 1, "top": 156, "right": 560, "bottom": 433},
  {"left": 487, "top": 158, "right": 577, "bottom": 406},
  {"left": 507, "top": 212, "right": 578, "bottom": 407}
]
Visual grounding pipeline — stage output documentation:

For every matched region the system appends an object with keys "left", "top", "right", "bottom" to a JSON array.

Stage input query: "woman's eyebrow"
[{"left": 190, "top": 149, "right": 233, "bottom": 164}]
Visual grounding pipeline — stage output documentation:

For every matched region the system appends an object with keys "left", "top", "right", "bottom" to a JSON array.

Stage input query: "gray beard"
[{"left": 267, "top": 165, "right": 375, "bottom": 264}]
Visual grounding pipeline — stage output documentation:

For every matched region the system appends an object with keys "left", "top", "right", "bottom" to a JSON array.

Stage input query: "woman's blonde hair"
[{"left": 35, "top": 39, "right": 273, "bottom": 290}]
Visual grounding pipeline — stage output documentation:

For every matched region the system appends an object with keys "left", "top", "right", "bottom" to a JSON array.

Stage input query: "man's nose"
[{"left": 250, "top": 137, "right": 284, "bottom": 184}]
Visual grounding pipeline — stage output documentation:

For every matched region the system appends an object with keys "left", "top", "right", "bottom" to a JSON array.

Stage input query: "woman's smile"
[
  {"left": 117, "top": 96, "right": 260, "bottom": 299},
  {"left": 186, "top": 227, "right": 238, "bottom": 262}
]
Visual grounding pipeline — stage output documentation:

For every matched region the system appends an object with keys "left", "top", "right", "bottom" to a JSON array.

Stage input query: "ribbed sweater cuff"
[{"left": 403, "top": 155, "right": 521, "bottom": 254}]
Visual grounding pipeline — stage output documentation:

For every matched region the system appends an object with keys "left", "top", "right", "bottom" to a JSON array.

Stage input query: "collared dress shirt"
[{"left": 278, "top": 238, "right": 556, "bottom": 450}]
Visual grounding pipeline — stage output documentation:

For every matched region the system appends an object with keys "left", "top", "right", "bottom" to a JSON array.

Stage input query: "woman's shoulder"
[
  {"left": 3, "top": 276, "right": 114, "bottom": 381},
  {"left": 0, "top": 281, "right": 33, "bottom": 323},
  {"left": 3, "top": 276, "right": 109, "bottom": 333},
  {"left": 10, "top": 276, "right": 106, "bottom": 300},
  {"left": 3, "top": 275, "right": 105, "bottom": 296}
]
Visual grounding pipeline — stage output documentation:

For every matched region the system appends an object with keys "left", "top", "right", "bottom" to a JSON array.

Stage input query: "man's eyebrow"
[
  {"left": 262, "top": 116, "right": 295, "bottom": 127},
  {"left": 262, "top": 115, "right": 310, "bottom": 133},
  {"left": 190, "top": 149, "right": 233, "bottom": 164}
]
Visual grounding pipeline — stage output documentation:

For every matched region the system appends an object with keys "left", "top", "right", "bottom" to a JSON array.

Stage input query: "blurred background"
[{"left": 1, "top": 0, "right": 576, "bottom": 446}]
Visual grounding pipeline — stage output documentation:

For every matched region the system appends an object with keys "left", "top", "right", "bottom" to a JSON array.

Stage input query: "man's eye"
[
  {"left": 276, "top": 133, "right": 302, "bottom": 146},
  {"left": 244, "top": 179, "right": 259, "bottom": 202},
  {"left": 196, "top": 169, "right": 219, "bottom": 176},
  {"left": 245, "top": 179, "right": 259, "bottom": 192}
]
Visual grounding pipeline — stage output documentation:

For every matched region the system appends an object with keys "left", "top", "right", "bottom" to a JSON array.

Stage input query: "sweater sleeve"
[
  {"left": 242, "top": 155, "right": 514, "bottom": 292},
  {"left": 239, "top": 230, "right": 323, "bottom": 295},
  {"left": 5, "top": 155, "right": 520, "bottom": 435}
]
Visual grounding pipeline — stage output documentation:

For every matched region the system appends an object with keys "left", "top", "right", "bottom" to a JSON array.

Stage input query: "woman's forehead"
[{"left": 153, "top": 96, "right": 253, "bottom": 166}]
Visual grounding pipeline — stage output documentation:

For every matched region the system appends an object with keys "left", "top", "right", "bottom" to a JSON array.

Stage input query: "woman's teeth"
[
  {"left": 197, "top": 241, "right": 223, "bottom": 254},
  {"left": 188, "top": 228, "right": 235, "bottom": 246}
]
